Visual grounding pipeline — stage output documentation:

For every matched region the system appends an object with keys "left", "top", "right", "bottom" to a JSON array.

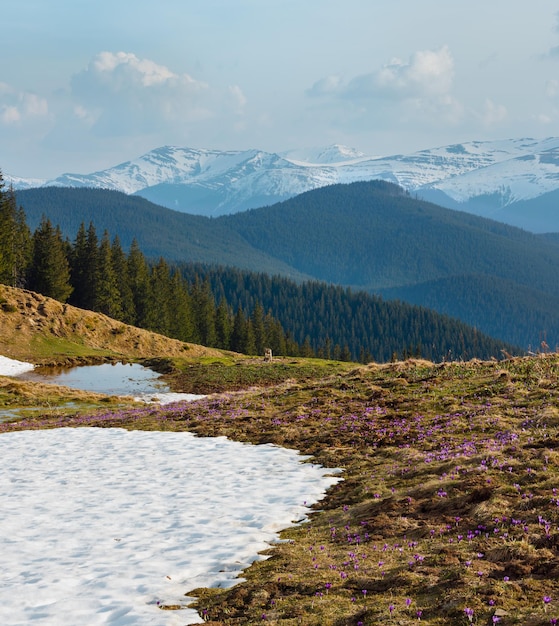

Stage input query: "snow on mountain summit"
[
  {"left": 45, "top": 146, "right": 271, "bottom": 195},
  {"left": 281, "top": 144, "right": 370, "bottom": 165},
  {"left": 8, "top": 137, "right": 559, "bottom": 229}
]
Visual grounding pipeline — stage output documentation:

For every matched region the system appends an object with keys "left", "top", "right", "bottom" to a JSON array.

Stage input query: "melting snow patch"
[
  {"left": 0, "top": 427, "right": 341, "bottom": 625},
  {"left": 0, "top": 355, "right": 35, "bottom": 376}
]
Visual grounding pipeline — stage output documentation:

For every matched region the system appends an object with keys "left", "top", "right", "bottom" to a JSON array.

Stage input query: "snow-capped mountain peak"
[
  {"left": 7, "top": 137, "right": 559, "bottom": 231},
  {"left": 281, "top": 144, "right": 370, "bottom": 165}
]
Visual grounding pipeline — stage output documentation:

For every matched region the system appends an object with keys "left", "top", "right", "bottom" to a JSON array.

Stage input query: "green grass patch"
[
  {"left": 29, "top": 334, "right": 116, "bottom": 359},
  {"left": 167, "top": 356, "right": 355, "bottom": 393}
]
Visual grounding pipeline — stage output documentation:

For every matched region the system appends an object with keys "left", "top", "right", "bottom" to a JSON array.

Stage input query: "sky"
[{"left": 3, "top": 0, "right": 559, "bottom": 178}]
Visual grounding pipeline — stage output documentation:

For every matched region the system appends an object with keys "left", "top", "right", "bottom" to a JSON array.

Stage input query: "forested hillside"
[
  {"left": 220, "top": 181, "right": 559, "bottom": 347},
  {"left": 539, "top": 232, "right": 559, "bottom": 247},
  {"left": 2, "top": 173, "right": 518, "bottom": 362},
  {"left": 221, "top": 181, "right": 559, "bottom": 293},
  {"left": 15, "top": 187, "right": 308, "bottom": 280},
  {"left": 379, "top": 275, "right": 559, "bottom": 351},
  {"left": 1, "top": 176, "right": 300, "bottom": 357},
  {"left": 13, "top": 180, "right": 559, "bottom": 350},
  {"left": 178, "top": 264, "right": 519, "bottom": 362}
]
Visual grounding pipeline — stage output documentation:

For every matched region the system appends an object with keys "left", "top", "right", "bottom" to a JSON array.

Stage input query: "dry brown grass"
[
  {"left": 0, "top": 284, "right": 223, "bottom": 363},
  {"left": 3, "top": 286, "right": 559, "bottom": 624}
]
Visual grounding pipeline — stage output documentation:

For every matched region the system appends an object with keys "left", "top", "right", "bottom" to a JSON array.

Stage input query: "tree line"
[
  {"left": 177, "top": 264, "right": 519, "bottom": 363},
  {"left": 0, "top": 172, "right": 302, "bottom": 358}
]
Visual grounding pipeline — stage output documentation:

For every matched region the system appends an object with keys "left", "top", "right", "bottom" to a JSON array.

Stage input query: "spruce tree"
[
  {"left": 215, "top": 299, "right": 232, "bottom": 349},
  {"left": 111, "top": 235, "right": 136, "bottom": 324},
  {"left": 95, "top": 230, "right": 122, "bottom": 319},
  {"left": 191, "top": 278, "right": 217, "bottom": 347},
  {"left": 264, "top": 311, "right": 288, "bottom": 356},
  {"left": 0, "top": 176, "right": 31, "bottom": 287},
  {"left": 251, "top": 302, "right": 266, "bottom": 356},
  {"left": 69, "top": 223, "right": 88, "bottom": 308},
  {"left": 230, "top": 306, "right": 248, "bottom": 353},
  {"left": 82, "top": 222, "right": 99, "bottom": 311},
  {"left": 166, "top": 270, "right": 194, "bottom": 342},
  {"left": 13, "top": 204, "right": 32, "bottom": 287},
  {"left": 28, "top": 217, "right": 73, "bottom": 302},
  {"left": 244, "top": 319, "right": 257, "bottom": 355},
  {"left": 127, "top": 239, "right": 151, "bottom": 327},
  {"left": 0, "top": 171, "right": 11, "bottom": 283},
  {"left": 70, "top": 222, "right": 99, "bottom": 311},
  {"left": 146, "top": 258, "right": 173, "bottom": 335}
]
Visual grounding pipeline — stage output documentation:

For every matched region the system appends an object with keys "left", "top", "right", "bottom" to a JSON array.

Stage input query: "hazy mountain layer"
[{"left": 8, "top": 138, "right": 559, "bottom": 232}]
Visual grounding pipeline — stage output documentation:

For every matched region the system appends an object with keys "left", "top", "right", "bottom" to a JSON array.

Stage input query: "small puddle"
[
  {"left": 17, "top": 362, "right": 169, "bottom": 396},
  {"left": 3, "top": 362, "right": 204, "bottom": 423}
]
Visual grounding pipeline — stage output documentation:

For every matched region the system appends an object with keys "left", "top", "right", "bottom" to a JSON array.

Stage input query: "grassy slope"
[
  {"left": 2, "top": 286, "right": 559, "bottom": 624},
  {"left": 0, "top": 284, "right": 223, "bottom": 364}
]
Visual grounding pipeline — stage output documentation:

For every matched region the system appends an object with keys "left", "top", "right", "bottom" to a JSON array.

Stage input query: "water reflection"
[{"left": 17, "top": 362, "right": 168, "bottom": 396}]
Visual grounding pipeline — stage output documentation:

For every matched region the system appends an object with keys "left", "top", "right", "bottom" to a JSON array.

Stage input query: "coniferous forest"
[
  {"left": 15, "top": 182, "right": 559, "bottom": 350},
  {"left": 0, "top": 172, "right": 520, "bottom": 362}
]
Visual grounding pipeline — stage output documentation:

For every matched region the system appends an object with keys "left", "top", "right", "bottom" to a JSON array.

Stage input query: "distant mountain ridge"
[{"left": 7, "top": 137, "right": 559, "bottom": 232}]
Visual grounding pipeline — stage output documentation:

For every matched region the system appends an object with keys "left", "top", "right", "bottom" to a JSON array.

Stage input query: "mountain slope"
[
  {"left": 218, "top": 181, "right": 559, "bottom": 348},
  {"left": 378, "top": 274, "right": 559, "bottom": 351},
  {"left": 14, "top": 187, "right": 309, "bottom": 280},
  {"left": 220, "top": 181, "right": 559, "bottom": 294},
  {"left": 178, "top": 264, "right": 520, "bottom": 362},
  {"left": 14, "top": 181, "right": 559, "bottom": 349},
  {"left": 0, "top": 284, "right": 222, "bottom": 363},
  {"left": 8, "top": 137, "right": 559, "bottom": 231}
]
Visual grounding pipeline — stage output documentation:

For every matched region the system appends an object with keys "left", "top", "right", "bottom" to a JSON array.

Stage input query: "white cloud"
[
  {"left": 0, "top": 82, "right": 49, "bottom": 126},
  {"left": 546, "top": 78, "right": 559, "bottom": 98},
  {"left": 90, "top": 51, "right": 175, "bottom": 87},
  {"left": 345, "top": 46, "right": 454, "bottom": 100},
  {"left": 228, "top": 84, "right": 247, "bottom": 112},
  {"left": 480, "top": 98, "right": 507, "bottom": 127},
  {"left": 537, "top": 113, "right": 552, "bottom": 124},
  {"left": 306, "top": 75, "right": 344, "bottom": 98},
  {"left": 70, "top": 51, "right": 210, "bottom": 136},
  {"left": 305, "top": 46, "right": 462, "bottom": 132},
  {"left": 1, "top": 105, "right": 20, "bottom": 124}
]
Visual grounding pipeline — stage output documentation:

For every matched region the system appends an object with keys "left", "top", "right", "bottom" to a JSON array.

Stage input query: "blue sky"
[{"left": 3, "top": 0, "right": 559, "bottom": 178}]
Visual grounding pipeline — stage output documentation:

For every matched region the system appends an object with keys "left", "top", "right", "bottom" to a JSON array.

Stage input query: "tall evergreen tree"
[
  {"left": 190, "top": 278, "right": 217, "bottom": 347},
  {"left": 82, "top": 222, "right": 99, "bottom": 311},
  {"left": 251, "top": 302, "right": 266, "bottom": 356},
  {"left": 215, "top": 299, "right": 232, "bottom": 349},
  {"left": 0, "top": 171, "right": 12, "bottom": 284},
  {"left": 230, "top": 306, "right": 248, "bottom": 353},
  {"left": 69, "top": 223, "right": 89, "bottom": 308},
  {"left": 146, "top": 258, "right": 173, "bottom": 335},
  {"left": 0, "top": 176, "right": 31, "bottom": 287},
  {"left": 13, "top": 204, "right": 32, "bottom": 287},
  {"left": 95, "top": 230, "right": 122, "bottom": 319},
  {"left": 127, "top": 239, "right": 151, "bottom": 327},
  {"left": 244, "top": 318, "right": 257, "bottom": 355},
  {"left": 111, "top": 235, "right": 136, "bottom": 324},
  {"left": 70, "top": 222, "right": 99, "bottom": 311},
  {"left": 168, "top": 270, "right": 195, "bottom": 342},
  {"left": 264, "top": 311, "right": 287, "bottom": 356},
  {"left": 28, "top": 217, "right": 73, "bottom": 302}
]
